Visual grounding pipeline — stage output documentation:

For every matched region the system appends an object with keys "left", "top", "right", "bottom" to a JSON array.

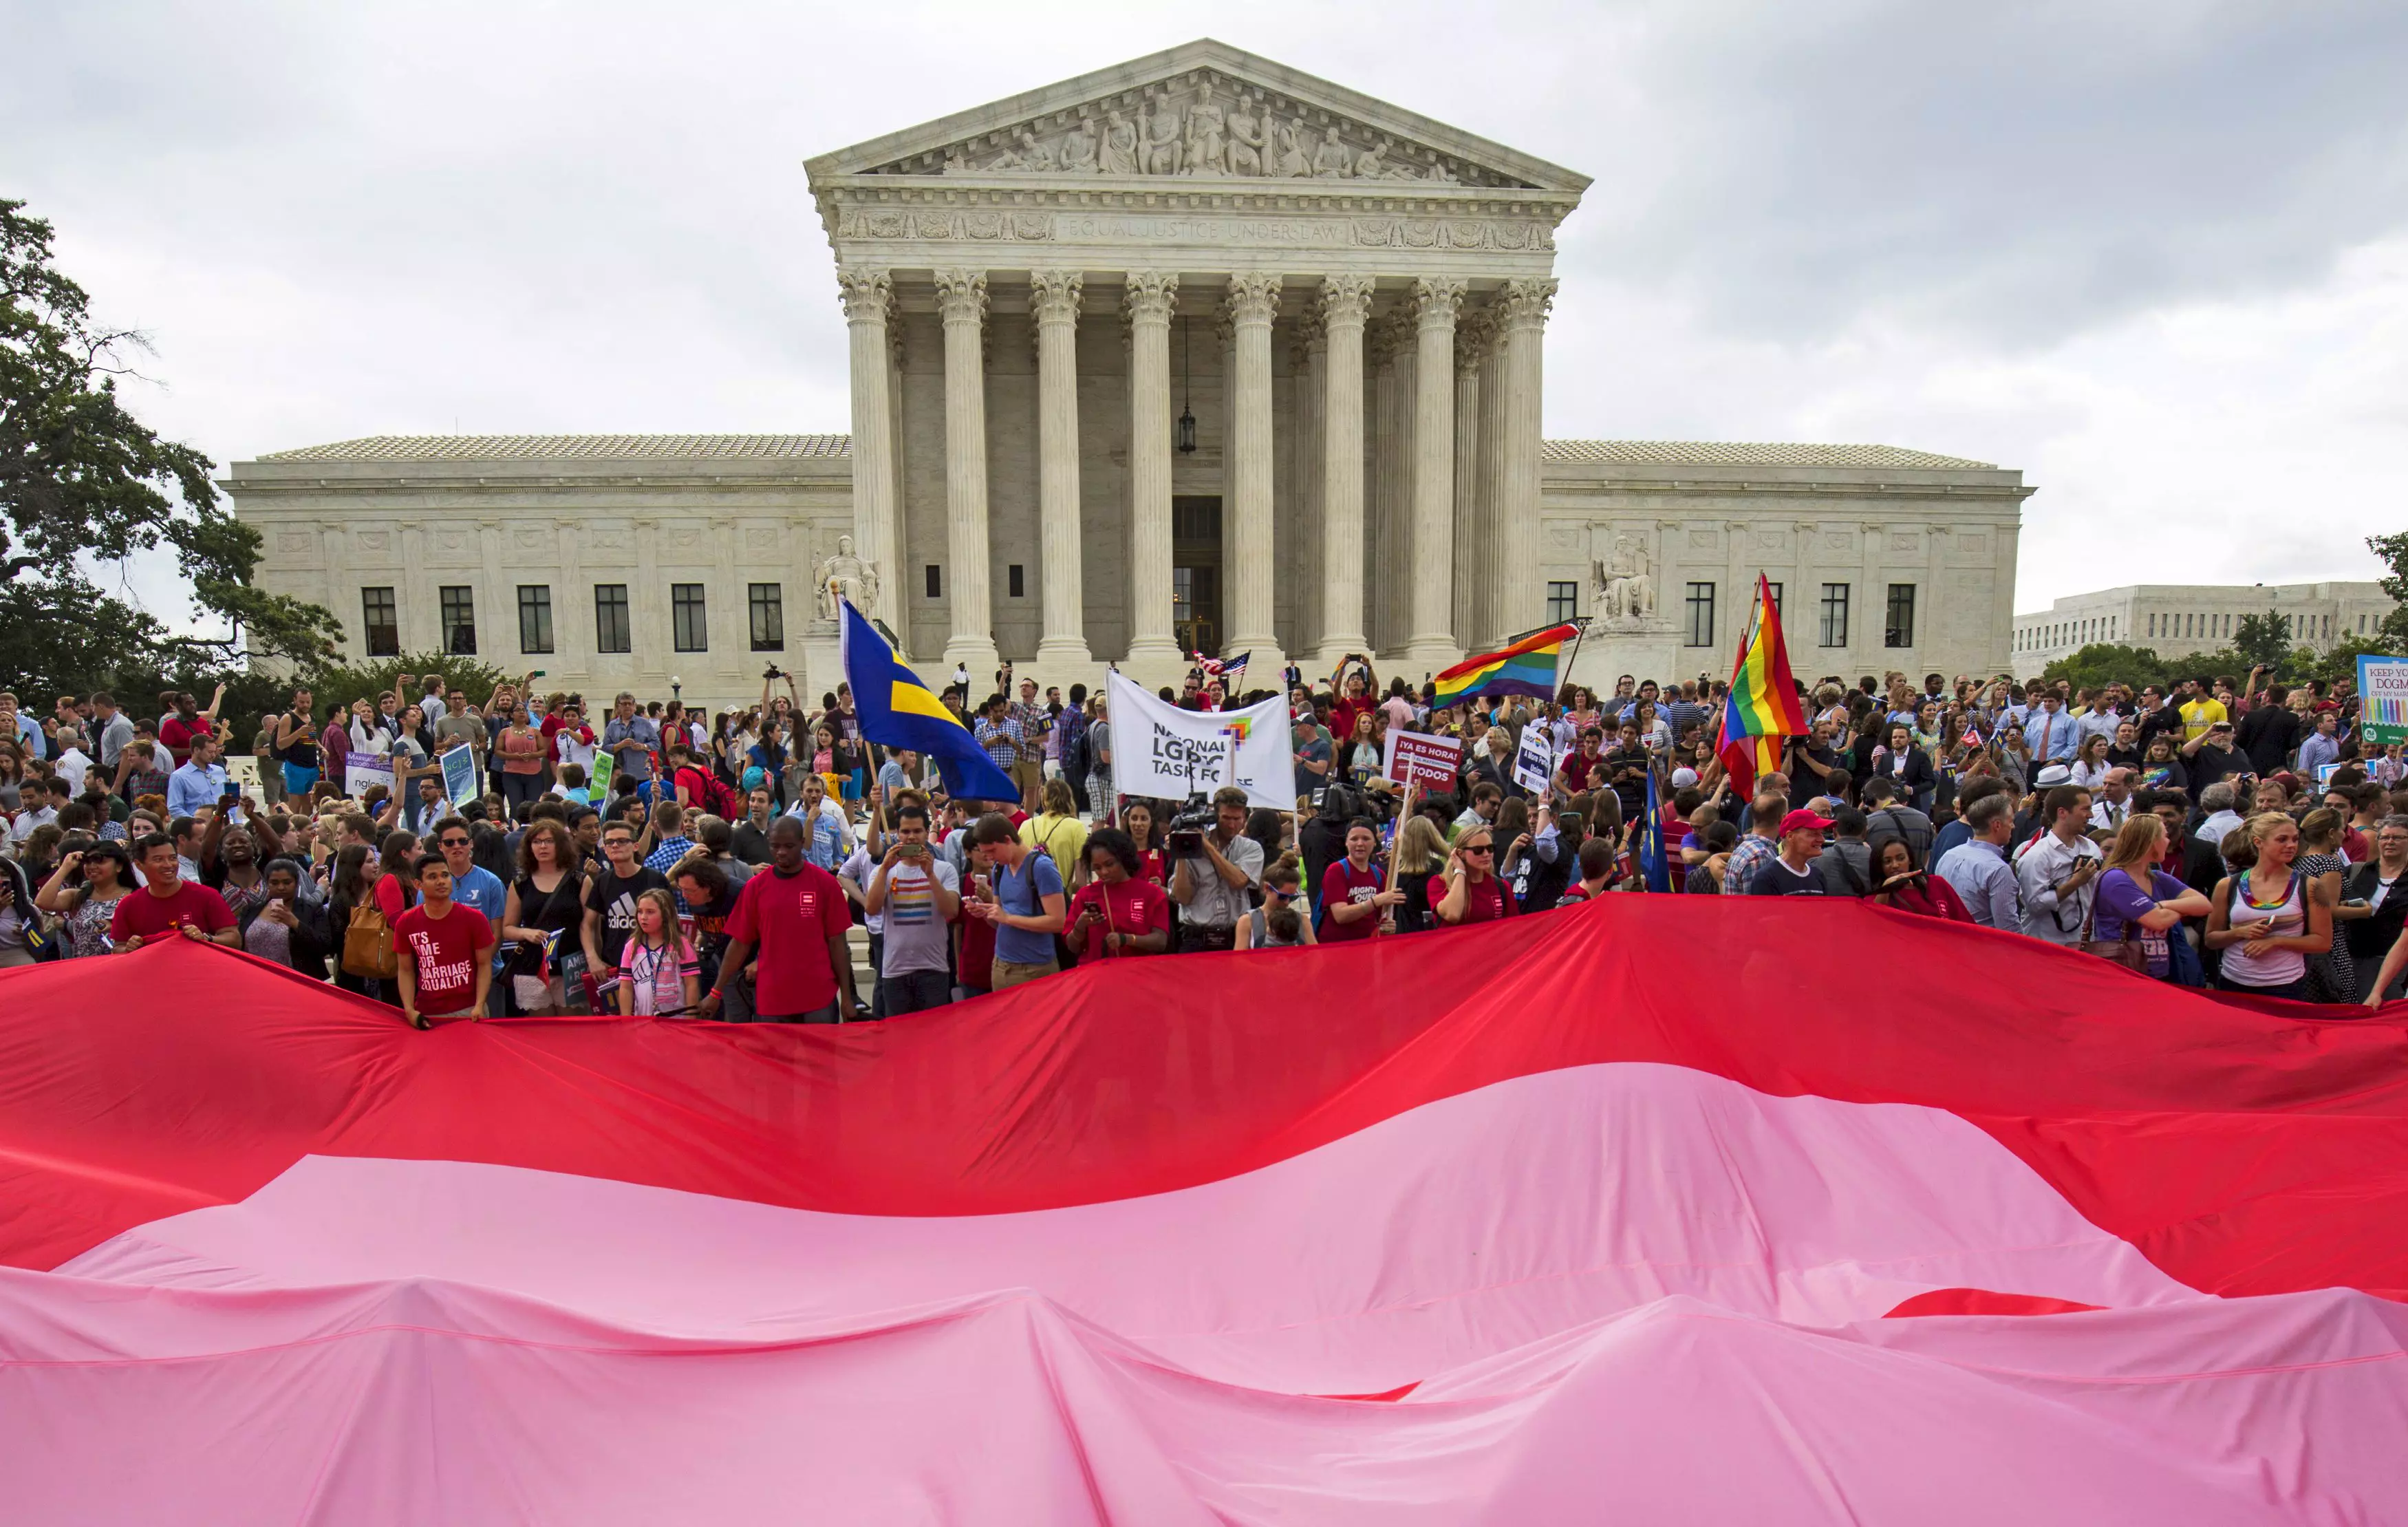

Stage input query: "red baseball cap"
[{"left": 1778, "top": 807, "right": 1836, "bottom": 836}]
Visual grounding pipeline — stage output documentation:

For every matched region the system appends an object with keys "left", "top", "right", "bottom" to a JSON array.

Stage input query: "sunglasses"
[
  {"left": 438, "top": 837, "right": 471, "bottom": 848},
  {"left": 1460, "top": 843, "right": 1494, "bottom": 855}
]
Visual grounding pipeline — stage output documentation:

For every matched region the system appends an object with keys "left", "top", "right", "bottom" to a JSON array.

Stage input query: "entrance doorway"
[{"left": 1172, "top": 495, "right": 1223, "bottom": 658}]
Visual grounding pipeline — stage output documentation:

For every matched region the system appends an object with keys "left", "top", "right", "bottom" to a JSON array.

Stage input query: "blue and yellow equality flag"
[{"left": 839, "top": 600, "right": 1022, "bottom": 805}]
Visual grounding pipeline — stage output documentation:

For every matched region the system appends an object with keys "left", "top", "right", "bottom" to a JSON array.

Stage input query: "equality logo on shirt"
[{"left": 405, "top": 931, "right": 473, "bottom": 994}]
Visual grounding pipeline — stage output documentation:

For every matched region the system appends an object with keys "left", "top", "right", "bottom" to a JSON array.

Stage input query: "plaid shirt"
[
  {"left": 974, "top": 716, "right": 1024, "bottom": 773},
  {"left": 1721, "top": 833, "right": 1777, "bottom": 895},
  {"left": 1008, "top": 701, "right": 1049, "bottom": 760}
]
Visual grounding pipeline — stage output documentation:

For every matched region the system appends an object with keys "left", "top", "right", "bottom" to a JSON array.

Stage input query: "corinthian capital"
[
  {"left": 1318, "top": 273, "right": 1375, "bottom": 330},
  {"left": 1122, "top": 270, "right": 1179, "bottom": 325},
  {"left": 835, "top": 266, "right": 892, "bottom": 324},
  {"left": 1028, "top": 270, "right": 1084, "bottom": 325},
  {"left": 1493, "top": 277, "right": 1558, "bottom": 331},
  {"left": 933, "top": 269, "right": 989, "bottom": 326},
  {"left": 1454, "top": 310, "right": 1495, "bottom": 374},
  {"left": 1410, "top": 276, "right": 1468, "bottom": 330},
  {"left": 1225, "top": 271, "right": 1282, "bottom": 326}
]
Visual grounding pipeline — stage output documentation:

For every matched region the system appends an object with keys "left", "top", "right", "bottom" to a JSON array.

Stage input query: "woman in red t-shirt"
[
  {"left": 1065, "top": 829, "right": 1171, "bottom": 960},
  {"left": 1119, "top": 801, "right": 1168, "bottom": 888},
  {"left": 1431, "top": 825, "right": 1512, "bottom": 926}
]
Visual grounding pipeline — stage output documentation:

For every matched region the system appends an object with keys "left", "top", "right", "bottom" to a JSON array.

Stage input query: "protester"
[
  {"left": 861, "top": 802, "right": 961, "bottom": 1014},
  {"left": 1168, "top": 787, "right": 1264, "bottom": 952},
  {"left": 2341, "top": 815, "right": 2408, "bottom": 1002},
  {"left": 702, "top": 815, "right": 857, "bottom": 1023},
  {"left": 2206, "top": 813, "right": 2332, "bottom": 1000},
  {"left": 1431, "top": 822, "right": 1512, "bottom": 925},
  {"left": 393, "top": 853, "right": 496, "bottom": 1027},
  {"left": 965, "top": 811, "right": 1067, "bottom": 987},
  {"left": 1750, "top": 809, "right": 1834, "bottom": 897},
  {"left": 2089, "top": 816, "right": 2211, "bottom": 977},
  {"left": 1065, "top": 827, "right": 1171, "bottom": 962},
  {"left": 2016, "top": 785, "right": 2103, "bottom": 946}
]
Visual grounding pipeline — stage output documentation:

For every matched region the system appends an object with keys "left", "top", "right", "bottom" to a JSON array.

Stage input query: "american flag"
[{"left": 1194, "top": 650, "right": 1249, "bottom": 683}]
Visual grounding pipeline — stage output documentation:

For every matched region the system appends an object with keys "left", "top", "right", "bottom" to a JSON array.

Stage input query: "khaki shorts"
[{"left": 990, "top": 957, "right": 1059, "bottom": 991}]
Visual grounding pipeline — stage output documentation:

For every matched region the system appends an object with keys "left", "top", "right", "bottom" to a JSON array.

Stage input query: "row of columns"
[{"left": 838, "top": 266, "right": 1556, "bottom": 680}]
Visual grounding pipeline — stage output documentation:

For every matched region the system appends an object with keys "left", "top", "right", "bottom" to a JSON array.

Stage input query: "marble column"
[
  {"left": 1473, "top": 308, "right": 1508, "bottom": 651},
  {"left": 1489, "top": 279, "right": 1556, "bottom": 648},
  {"left": 1315, "top": 275, "right": 1374, "bottom": 667},
  {"left": 1404, "top": 277, "right": 1466, "bottom": 667},
  {"left": 1029, "top": 270, "right": 1092, "bottom": 672},
  {"left": 1122, "top": 272, "right": 1183, "bottom": 668},
  {"left": 837, "top": 267, "right": 902, "bottom": 641},
  {"left": 1292, "top": 312, "right": 1324, "bottom": 661},
  {"left": 1224, "top": 273, "right": 1284, "bottom": 680},
  {"left": 1452, "top": 312, "right": 1490, "bottom": 651},
  {"left": 934, "top": 269, "right": 999, "bottom": 674}
]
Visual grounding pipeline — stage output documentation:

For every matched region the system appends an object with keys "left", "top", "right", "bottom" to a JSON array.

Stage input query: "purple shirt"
[{"left": 2094, "top": 866, "right": 2186, "bottom": 975}]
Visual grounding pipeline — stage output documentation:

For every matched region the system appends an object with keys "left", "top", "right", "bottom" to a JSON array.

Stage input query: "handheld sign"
[
  {"left": 1512, "top": 727, "right": 1558, "bottom": 796},
  {"left": 343, "top": 751, "right": 395, "bottom": 800},
  {"left": 588, "top": 747, "right": 614, "bottom": 806},
  {"left": 438, "top": 744, "right": 480, "bottom": 813},
  {"left": 1384, "top": 729, "right": 1465, "bottom": 793},
  {"left": 2359, "top": 654, "right": 2408, "bottom": 747}
]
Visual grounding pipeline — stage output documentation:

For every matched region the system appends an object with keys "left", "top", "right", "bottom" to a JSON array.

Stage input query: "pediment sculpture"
[{"left": 885, "top": 71, "right": 1523, "bottom": 188}]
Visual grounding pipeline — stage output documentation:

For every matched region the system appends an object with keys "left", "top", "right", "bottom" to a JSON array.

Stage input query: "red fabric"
[
  {"left": 107, "top": 882, "right": 233, "bottom": 944},
  {"left": 724, "top": 864, "right": 849, "bottom": 1015},
  {"left": 3, "top": 901, "right": 2407, "bottom": 1307},
  {"left": 1884, "top": 1288, "right": 2105, "bottom": 1318},
  {"left": 393, "top": 904, "right": 492, "bottom": 1018},
  {"left": 1889, "top": 877, "right": 1973, "bottom": 922}
]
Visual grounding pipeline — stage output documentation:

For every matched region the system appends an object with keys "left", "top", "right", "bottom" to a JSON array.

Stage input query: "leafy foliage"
[
  {"left": 2039, "top": 643, "right": 2175, "bottom": 694},
  {"left": 2367, "top": 531, "right": 2408, "bottom": 649},
  {"left": 2228, "top": 610, "right": 2296, "bottom": 673},
  {"left": 0, "top": 197, "right": 341, "bottom": 696},
  {"left": 293, "top": 653, "right": 515, "bottom": 719}
]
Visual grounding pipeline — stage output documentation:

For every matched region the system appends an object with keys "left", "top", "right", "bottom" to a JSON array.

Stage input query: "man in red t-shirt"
[
  {"left": 110, "top": 834, "right": 239, "bottom": 950},
  {"left": 1430, "top": 823, "right": 1513, "bottom": 925},
  {"left": 1554, "top": 727, "right": 1606, "bottom": 796},
  {"left": 1554, "top": 838, "right": 1620, "bottom": 905},
  {"left": 1318, "top": 819, "right": 1403, "bottom": 940},
  {"left": 702, "top": 815, "right": 857, "bottom": 1023},
  {"left": 394, "top": 854, "right": 496, "bottom": 1028},
  {"left": 1064, "top": 828, "right": 1171, "bottom": 959}
]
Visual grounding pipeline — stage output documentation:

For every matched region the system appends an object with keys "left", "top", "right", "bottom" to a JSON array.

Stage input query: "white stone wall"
[{"left": 2012, "top": 581, "right": 2390, "bottom": 677}]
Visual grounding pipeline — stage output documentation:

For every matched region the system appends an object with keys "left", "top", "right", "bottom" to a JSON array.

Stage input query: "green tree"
[
  {"left": 297, "top": 652, "right": 513, "bottom": 719},
  {"left": 1, "top": 197, "right": 341, "bottom": 695},
  {"left": 2369, "top": 531, "right": 2408, "bottom": 648},
  {"left": 2040, "top": 643, "right": 2173, "bottom": 694},
  {"left": 2229, "top": 610, "right": 2295, "bottom": 673}
]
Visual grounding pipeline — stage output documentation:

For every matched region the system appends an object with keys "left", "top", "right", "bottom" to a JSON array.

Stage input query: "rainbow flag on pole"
[
  {"left": 1714, "top": 575, "right": 1807, "bottom": 799},
  {"left": 1430, "top": 623, "right": 1582, "bottom": 709}
]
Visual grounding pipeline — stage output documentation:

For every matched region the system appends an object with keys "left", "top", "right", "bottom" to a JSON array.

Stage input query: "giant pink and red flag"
[{"left": 3, "top": 903, "right": 2406, "bottom": 1522}]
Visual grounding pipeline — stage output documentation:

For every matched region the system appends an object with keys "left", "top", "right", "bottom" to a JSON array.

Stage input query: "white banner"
[{"left": 1106, "top": 672, "right": 1295, "bottom": 810}]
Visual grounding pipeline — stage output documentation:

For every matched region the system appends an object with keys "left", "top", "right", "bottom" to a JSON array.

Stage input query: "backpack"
[{"left": 341, "top": 895, "right": 400, "bottom": 979}]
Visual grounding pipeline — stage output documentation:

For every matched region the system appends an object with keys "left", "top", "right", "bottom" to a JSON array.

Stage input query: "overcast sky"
[{"left": 8, "top": 0, "right": 2406, "bottom": 632}]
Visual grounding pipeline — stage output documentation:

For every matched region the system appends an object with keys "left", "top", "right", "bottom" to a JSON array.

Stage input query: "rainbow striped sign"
[{"left": 2358, "top": 654, "right": 2408, "bottom": 745}]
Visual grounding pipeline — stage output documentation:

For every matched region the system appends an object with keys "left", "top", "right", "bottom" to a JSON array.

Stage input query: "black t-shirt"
[
  {"left": 2236, "top": 707, "right": 2300, "bottom": 776},
  {"left": 1748, "top": 858, "right": 1828, "bottom": 895},
  {"left": 2185, "top": 742, "right": 2249, "bottom": 804},
  {"left": 583, "top": 865, "right": 670, "bottom": 969},
  {"left": 731, "top": 822, "right": 775, "bottom": 865}
]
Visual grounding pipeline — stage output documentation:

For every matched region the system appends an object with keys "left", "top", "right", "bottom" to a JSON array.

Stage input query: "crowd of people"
[{"left": 1, "top": 654, "right": 2401, "bottom": 1016}]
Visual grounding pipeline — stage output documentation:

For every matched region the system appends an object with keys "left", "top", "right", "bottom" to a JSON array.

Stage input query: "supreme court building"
[{"left": 229, "top": 40, "right": 2033, "bottom": 708}]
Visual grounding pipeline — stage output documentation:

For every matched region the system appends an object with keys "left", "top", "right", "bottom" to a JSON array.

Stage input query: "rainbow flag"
[
  {"left": 1431, "top": 623, "right": 1581, "bottom": 709},
  {"left": 1714, "top": 575, "right": 1807, "bottom": 798}
]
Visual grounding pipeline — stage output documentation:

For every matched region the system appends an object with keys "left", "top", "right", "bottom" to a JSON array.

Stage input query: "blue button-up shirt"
[
  {"left": 1935, "top": 839, "right": 2021, "bottom": 930},
  {"left": 2023, "top": 705, "right": 2081, "bottom": 763},
  {"left": 166, "top": 760, "right": 229, "bottom": 820}
]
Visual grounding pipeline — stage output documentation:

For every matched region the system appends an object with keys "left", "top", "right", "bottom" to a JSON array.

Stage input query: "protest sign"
[
  {"left": 1512, "top": 727, "right": 1558, "bottom": 796},
  {"left": 588, "top": 747, "right": 614, "bottom": 806},
  {"left": 1384, "top": 729, "right": 1465, "bottom": 792},
  {"left": 343, "top": 751, "right": 395, "bottom": 799},
  {"left": 438, "top": 744, "right": 479, "bottom": 813},
  {"left": 1105, "top": 672, "right": 1293, "bottom": 809},
  {"left": 2358, "top": 654, "right": 2408, "bottom": 747}
]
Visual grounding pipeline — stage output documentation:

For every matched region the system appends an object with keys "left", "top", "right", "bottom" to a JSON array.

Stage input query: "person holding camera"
[
  {"left": 1168, "top": 786, "right": 1264, "bottom": 952},
  {"left": 861, "top": 802, "right": 960, "bottom": 1016}
]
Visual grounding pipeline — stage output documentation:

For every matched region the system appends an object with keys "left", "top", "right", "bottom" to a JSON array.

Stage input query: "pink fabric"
[{"left": 12, "top": 1066, "right": 2408, "bottom": 1521}]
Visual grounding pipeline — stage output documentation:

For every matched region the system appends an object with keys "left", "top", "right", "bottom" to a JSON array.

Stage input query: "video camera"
[{"left": 1164, "top": 797, "right": 1218, "bottom": 857}]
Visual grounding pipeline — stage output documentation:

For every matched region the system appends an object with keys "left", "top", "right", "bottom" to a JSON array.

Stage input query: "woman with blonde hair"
[
  {"left": 2206, "top": 813, "right": 2332, "bottom": 1001},
  {"left": 1390, "top": 814, "right": 1449, "bottom": 934},
  {"left": 2088, "top": 814, "right": 2210, "bottom": 977}
]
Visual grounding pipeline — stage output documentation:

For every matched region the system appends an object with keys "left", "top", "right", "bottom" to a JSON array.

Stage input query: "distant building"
[{"left": 2012, "top": 581, "right": 2389, "bottom": 678}]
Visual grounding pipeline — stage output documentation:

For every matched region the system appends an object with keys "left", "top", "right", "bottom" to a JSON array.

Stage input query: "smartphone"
[{"left": 529, "top": 670, "right": 548, "bottom": 679}]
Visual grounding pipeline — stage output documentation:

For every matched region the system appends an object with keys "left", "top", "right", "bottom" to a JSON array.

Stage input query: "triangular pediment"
[{"left": 806, "top": 39, "right": 1588, "bottom": 195}]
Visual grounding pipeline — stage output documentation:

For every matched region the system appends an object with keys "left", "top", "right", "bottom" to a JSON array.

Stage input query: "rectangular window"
[
  {"left": 748, "top": 584, "right": 785, "bottom": 651},
  {"left": 1884, "top": 583, "right": 1915, "bottom": 649},
  {"left": 1818, "top": 583, "right": 1849, "bottom": 648},
  {"left": 1765, "top": 581, "right": 1783, "bottom": 617},
  {"left": 594, "top": 584, "right": 631, "bottom": 654},
  {"left": 516, "top": 585, "right": 554, "bottom": 654},
  {"left": 361, "top": 586, "right": 400, "bottom": 657},
  {"left": 439, "top": 586, "right": 477, "bottom": 656},
  {"left": 671, "top": 584, "right": 707, "bottom": 652},
  {"left": 1545, "top": 581, "right": 1578, "bottom": 625},
  {"left": 1683, "top": 581, "right": 1715, "bottom": 648},
  {"left": 925, "top": 564, "right": 941, "bottom": 599},
  {"left": 1007, "top": 564, "right": 1025, "bottom": 598}
]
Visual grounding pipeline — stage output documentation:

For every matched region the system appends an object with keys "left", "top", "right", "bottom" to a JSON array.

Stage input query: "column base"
[
  {"left": 940, "top": 633, "right": 1004, "bottom": 698},
  {"left": 1397, "top": 637, "right": 1466, "bottom": 687}
]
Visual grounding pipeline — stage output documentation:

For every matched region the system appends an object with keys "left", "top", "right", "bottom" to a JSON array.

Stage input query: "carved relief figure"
[
  {"left": 1226, "top": 89, "right": 1266, "bottom": 176},
  {"left": 1060, "top": 116, "right": 1099, "bottom": 173},
  {"left": 817, "top": 535, "right": 879, "bottom": 621},
  {"left": 1014, "top": 127, "right": 1057, "bottom": 172},
  {"left": 1273, "top": 116, "right": 1311, "bottom": 177},
  {"left": 1140, "top": 88, "right": 1183, "bottom": 175},
  {"left": 1352, "top": 137, "right": 1389, "bottom": 179},
  {"left": 1181, "top": 81, "right": 1227, "bottom": 175},
  {"left": 1596, "top": 536, "right": 1657, "bottom": 622},
  {"left": 1099, "top": 109, "right": 1140, "bottom": 175},
  {"left": 1311, "top": 125, "right": 1353, "bottom": 178}
]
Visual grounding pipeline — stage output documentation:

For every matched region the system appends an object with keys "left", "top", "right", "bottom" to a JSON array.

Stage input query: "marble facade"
[{"left": 226, "top": 41, "right": 2033, "bottom": 711}]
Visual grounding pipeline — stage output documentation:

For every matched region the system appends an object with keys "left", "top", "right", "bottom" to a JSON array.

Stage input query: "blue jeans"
[{"left": 874, "top": 969, "right": 952, "bottom": 1017}]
